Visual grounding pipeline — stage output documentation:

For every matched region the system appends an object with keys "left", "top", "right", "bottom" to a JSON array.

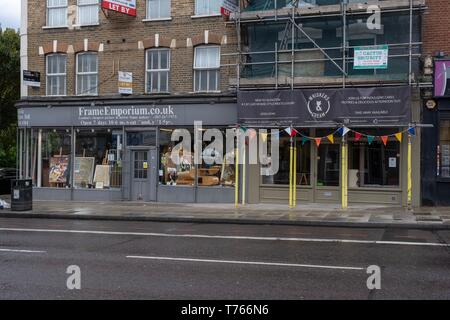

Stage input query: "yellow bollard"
[
  {"left": 242, "top": 143, "right": 246, "bottom": 205},
  {"left": 235, "top": 145, "right": 239, "bottom": 209},
  {"left": 293, "top": 139, "right": 297, "bottom": 208},
  {"left": 289, "top": 139, "right": 293, "bottom": 208},
  {"left": 407, "top": 134, "right": 412, "bottom": 208},
  {"left": 341, "top": 138, "right": 348, "bottom": 210}
]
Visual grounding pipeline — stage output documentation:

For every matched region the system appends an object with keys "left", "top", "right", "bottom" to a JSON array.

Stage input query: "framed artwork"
[
  {"left": 49, "top": 156, "right": 69, "bottom": 184},
  {"left": 74, "top": 157, "right": 95, "bottom": 188}
]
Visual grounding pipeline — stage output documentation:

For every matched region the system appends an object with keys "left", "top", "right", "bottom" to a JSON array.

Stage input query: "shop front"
[
  {"left": 16, "top": 97, "right": 238, "bottom": 203},
  {"left": 421, "top": 59, "right": 450, "bottom": 206},
  {"left": 239, "top": 86, "right": 422, "bottom": 207}
]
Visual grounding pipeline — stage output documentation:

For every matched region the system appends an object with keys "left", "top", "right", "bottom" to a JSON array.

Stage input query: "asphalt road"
[{"left": 0, "top": 217, "right": 449, "bottom": 300}]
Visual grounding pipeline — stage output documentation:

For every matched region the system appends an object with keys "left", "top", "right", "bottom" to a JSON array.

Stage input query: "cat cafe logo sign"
[{"left": 307, "top": 92, "right": 331, "bottom": 119}]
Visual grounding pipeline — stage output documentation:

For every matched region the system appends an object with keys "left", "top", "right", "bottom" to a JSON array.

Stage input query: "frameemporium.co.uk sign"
[
  {"left": 17, "top": 103, "right": 237, "bottom": 128},
  {"left": 354, "top": 45, "right": 389, "bottom": 70}
]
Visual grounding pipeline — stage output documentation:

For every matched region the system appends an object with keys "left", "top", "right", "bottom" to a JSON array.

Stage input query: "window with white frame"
[
  {"left": 46, "top": 54, "right": 67, "bottom": 96},
  {"left": 194, "top": 46, "right": 220, "bottom": 92},
  {"left": 47, "top": 0, "right": 68, "bottom": 27},
  {"left": 195, "top": 0, "right": 221, "bottom": 16},
  {"left": 146, "top": 49, "right": 170, "bottom": 93},
  {"left": 77, "top": 0, "right": 99, "bottom": 25},
  {"left": 76, "top": 53, "right": 98, "bottom": 95},
  {"left": 147, "top": 0, "right": 171, "bottom": 19}
]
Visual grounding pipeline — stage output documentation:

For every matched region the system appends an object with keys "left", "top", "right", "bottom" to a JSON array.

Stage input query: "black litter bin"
[{"left": 11, "top": 179, "right": 33, "bottom": 211}]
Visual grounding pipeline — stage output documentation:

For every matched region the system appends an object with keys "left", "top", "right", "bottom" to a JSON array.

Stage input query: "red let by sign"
[{"left": 102, "top": 0, "right": 136, "bottom": 17}]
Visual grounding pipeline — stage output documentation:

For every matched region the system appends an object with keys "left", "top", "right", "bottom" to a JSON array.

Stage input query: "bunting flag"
[
  {"left": 315, "top": 138, "right": 322, "bottom": 147},
  {"left": 327, "top": 134, "right": 334, "bottom": 144},
  {"left": 301, "top": 136, "right": 309, "bottom": 145},
  {"left": 367, "top": 135, "right": 375, "bottom": 145},
  {"left": 260, "top": 132, "right": 268, "bottom": 142},
  {"left": 408, "top": 127, "right": 416, "bottom": 136},
  {"left": 284, "top": 127, "right": 298, "bottom": 137},
  {"left": 249, "top": 129, "right": 257, "bottom": 139},
  {"left": 395, "top": 132, "right": 402, "bottom": 143},
  {"left": 342, "top": 127, "right": 350, "bottom": 136},
  {"left": 381, "top": 135, "right": 388, "bottom": 146},
  {"left": 240, "top": 125, "right": 248, "bottom": 132},
  {"left": 354, "top": 132, "right": 362, "bottom": 142}
]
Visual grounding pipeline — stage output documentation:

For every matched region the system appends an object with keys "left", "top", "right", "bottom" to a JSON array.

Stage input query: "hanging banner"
[
  {"left": 434, "top": 59, "right": 450, "bottom": 97},
  {"left": 101, "top": 0, "right": 136, "bottom": 16},
  {"left": 354, "top": 45, "right": 389, "bottom": 69},
  {"left": 238, "top": 86, "right": 411, "bottom": 127},
  {"left": 221, "top": 0, "right": 239, "bottom": 17}
]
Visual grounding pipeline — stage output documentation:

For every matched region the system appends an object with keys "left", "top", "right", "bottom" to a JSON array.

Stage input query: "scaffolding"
[{"left": 222, "top": 0, "right": 429, "bottom": 90}]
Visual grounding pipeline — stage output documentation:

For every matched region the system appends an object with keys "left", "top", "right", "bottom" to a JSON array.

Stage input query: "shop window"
[
  {"left": 440, "top": 120, "right": 450, "bottom": 178},
  {"left": 195, "top": 0, "right": 221, "bottom": 16},
  {"left": 47, "top": 0, "right": 68, "bottom": 27},
  {"left": 146, "top": 49, "right": 170, "bottom": 93},
  {"left": 75, "top": 129, "right": 123, "bottom": 189},
  {"left": 198, "top": 128, "right": 235, "bottom": 187},
  {"left": 159, "top": 128, "right": 196, "bottom": 186},
  {"left": 77, "top": 0, "right": 99, "bottom": 26},
  {"left": 317, "top": 144, "right": 340, "bottom": 187},
  {"left": 46, "top": 54, "right": 67, "bottom": 96},
  {"left": 262, "top": 133, "right": 311, "bottom": 185},
  {"left": 194, "top": 46, "right": 220, "bottom": 92},
  {"left": 316, "top": 129, "right": 340, "bottom": 187},
  {"left": 76, "top": 52, "right": 98, "bottom": 95},
  {"left": 348, "top": 131, "right": 400, "bottom": 187},
  {"left": 33, "top": 129, "right": 72, "bottom": 188},
  {"left": 147, "top": 0, "right": 171, "bottom": 19}
]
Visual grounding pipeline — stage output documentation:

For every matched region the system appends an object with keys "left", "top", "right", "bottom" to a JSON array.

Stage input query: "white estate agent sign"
[
  {"left": 101, "top": 0, "right": 136, "bottom": 16},
  {"left": 221, "top": 0, "right": 239, "bottom": 17},
  {"left": 118, "top": 71, "right": 133, "bottom": 95},
  {"left": 354, "top": 45, "right": 389, "bottom": 69}
]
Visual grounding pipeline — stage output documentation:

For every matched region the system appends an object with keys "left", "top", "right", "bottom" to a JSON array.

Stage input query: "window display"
[
  {"left": 159, "top": 128, "right": 235, "bottom": 187},
  {"left": 440, "top": 120, "right": 450, "bottom": 178},
  {"left": 262, "top": 133, "right": 311, "bottom": 185},
  {"left": 198, "top": 128, "right": 235, "bottom": 187},
  {"left": 75, "top": 128, "right": 123, "bottom": 189},
  {"left": 35, "top": 129, "right": 72, "bottom": 188},
  {"left": 159, "top": 128, "right": 196, "bottom": 186}
]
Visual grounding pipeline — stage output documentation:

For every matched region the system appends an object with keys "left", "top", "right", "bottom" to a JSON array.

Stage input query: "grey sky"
[{"left": 0, "top": 0, "right": 20, "bottom": 30}]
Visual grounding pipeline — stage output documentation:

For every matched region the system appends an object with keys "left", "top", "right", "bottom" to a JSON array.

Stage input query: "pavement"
[
  {"left": 1, "top": 194, "right": 450, "bottom": 229},
  {"left": 0, "top": 217, "right": 449, "bottom": 299}
]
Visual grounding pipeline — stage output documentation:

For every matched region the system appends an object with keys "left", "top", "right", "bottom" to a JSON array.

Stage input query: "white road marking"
[
  {"left": 0, "top": 248, "right": 46, "bottom": 254},
  {"left": 126, "top": 255, "right": 365, "bottom": 271},
  {"left": 0, "top": 227, "right": 448, "bottom": 247}
]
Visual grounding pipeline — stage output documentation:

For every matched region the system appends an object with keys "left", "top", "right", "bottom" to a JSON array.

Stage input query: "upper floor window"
[
  {"left": 195, "top": 0, "right": 221, "bottom": 16},
  {"left": 76, "top": 52, "right": 98, "bottom": 95},
  {"left": 146, "top": 49, "right": 170, "bottom": 93},
  {"left": 147, "top": 0, "right": 171, "bottom": 19},
  {"left": 46, "top": 54, "right": 67, "bottom": 96},
  {"left": 194, "top": 46, "right": 220, "bottom": 92},
  {"left": 77, "top": 0, "right": 99, "bottom": 25},
  {"left": 47, "top": 0, "right": 68, "bottom": 27}
]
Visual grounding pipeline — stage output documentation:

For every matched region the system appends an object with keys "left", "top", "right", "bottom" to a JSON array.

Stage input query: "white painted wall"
[{"left": 20, "top": 0, "right": 28, "bottom": 97}]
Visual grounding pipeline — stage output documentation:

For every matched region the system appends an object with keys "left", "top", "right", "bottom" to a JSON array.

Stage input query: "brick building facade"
[
  {"left": 23, "top": 0, "right": 237, "bottom": 97},
  {"left": 17, "top": 0, "right": 240, "bottom": 204}
]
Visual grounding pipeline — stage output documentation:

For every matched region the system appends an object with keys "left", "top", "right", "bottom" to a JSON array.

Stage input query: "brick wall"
[
  {"left": 423, "top": 0, "right": 450, "bottom": 56},
  {"left": 26, "top": 0, "right": 237, "bottom": 97}
]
